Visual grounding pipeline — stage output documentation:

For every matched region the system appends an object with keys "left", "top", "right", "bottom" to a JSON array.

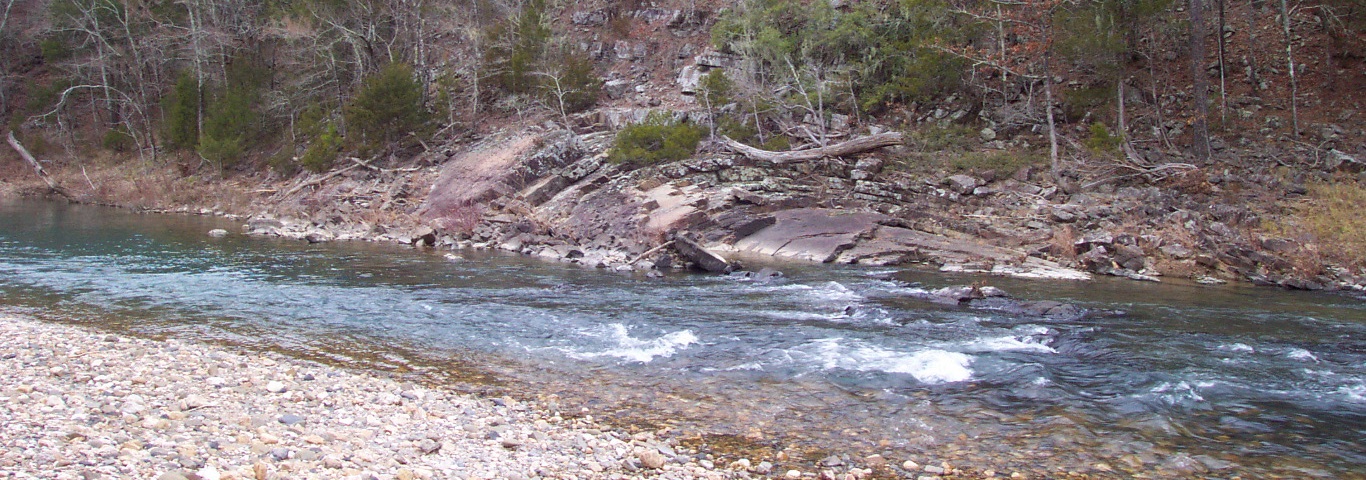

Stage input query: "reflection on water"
[{"left": 2, "top": 198, "right": 1364, "bottom": 477}]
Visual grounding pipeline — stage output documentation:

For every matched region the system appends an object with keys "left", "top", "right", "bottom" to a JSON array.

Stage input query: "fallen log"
[
  {"left": 625, "top": 240, "right": 675, "bottom": 267},
  {"left": 7, "top": 131, "right": 73, "bottom": 200},
  {"left": 716, "top": 132, "right": 903, "bottom": 164},
  {"left": 276, "top": 157, "right": 373, "bottom": 199}
]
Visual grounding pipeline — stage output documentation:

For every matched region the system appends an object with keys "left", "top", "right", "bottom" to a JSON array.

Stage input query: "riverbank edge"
[
  {"left": 1, "top": 314, "right": 807, "bottom": 480},
  {"left": 4, "top": 138, "right": 1364, "bottom": 298}
]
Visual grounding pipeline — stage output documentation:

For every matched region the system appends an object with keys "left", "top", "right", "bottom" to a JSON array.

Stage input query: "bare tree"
[
  {"left": 1188, "top": 0, "right": 1212, "bottom": 161},
  {"left": 534, "top": 70, "right": 573, "bottom": 127},
  {"left": 1278, "top": 0, "right": 1300, "bottom": 137}
]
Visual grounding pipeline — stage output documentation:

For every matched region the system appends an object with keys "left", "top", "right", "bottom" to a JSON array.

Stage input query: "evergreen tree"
[{"left": 345, "top": 62, "right": 429, "bottom": 146}]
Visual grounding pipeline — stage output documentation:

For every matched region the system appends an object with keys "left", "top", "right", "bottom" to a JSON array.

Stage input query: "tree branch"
[
  {"left": 716, "top": 132, "right": 903, "bottom": 163},
  {"left": 7, "top": 131, "right": 74, "bottom": 200}
]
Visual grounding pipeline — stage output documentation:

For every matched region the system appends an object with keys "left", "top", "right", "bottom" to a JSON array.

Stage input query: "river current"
[{"left": 1, "top": 199, "right": 1362, "bottom": 477}]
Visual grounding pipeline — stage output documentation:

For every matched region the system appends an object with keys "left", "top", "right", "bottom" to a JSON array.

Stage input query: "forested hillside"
[{"left": 2, "top": 0, "right": 1364, "bottom": 286}]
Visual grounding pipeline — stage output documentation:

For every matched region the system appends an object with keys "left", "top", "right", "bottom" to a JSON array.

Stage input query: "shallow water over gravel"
[{"left": 2, "top": 199, "right": 1363, "bottom": 477}]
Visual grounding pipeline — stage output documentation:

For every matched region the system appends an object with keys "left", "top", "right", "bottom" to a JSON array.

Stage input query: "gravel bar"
[{"left": 0, "top": 315, "right": 778, "bottom": 480}]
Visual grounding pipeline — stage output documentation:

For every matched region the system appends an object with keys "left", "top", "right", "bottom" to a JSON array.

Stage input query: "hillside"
[{"left": 1, "top": 0, "right": 1364, "bottom": 292}]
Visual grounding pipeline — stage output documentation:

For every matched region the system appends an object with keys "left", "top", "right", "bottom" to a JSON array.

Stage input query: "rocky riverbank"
[
  {"left": 0, "top": 315, "right": 781, "bottom": 480},
  {"left": 7, "top": 120, "right": 1366, "bottom": 295}
]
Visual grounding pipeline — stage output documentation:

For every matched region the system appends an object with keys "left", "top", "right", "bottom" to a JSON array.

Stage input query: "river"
[{"left": 1, "top": 198, "right": 1362, "bottom": 478}]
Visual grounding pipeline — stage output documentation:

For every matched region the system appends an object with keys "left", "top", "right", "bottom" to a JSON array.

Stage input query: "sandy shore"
[{"left": 0, "top": 316, "right": 777, "bottom": 480}]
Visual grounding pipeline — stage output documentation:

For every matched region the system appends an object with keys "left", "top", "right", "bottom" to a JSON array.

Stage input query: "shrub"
[
  {"left": 551, "top": 49, "right": 602, "bottom": 115},
  {"left": 344, "top": 62, "right": 429, "bottom": 147},
  {"left": 101, "top": 128, "right": 136, "bottom": 153},
  {"left": 1061, "top": 85, "right": 1113, "bottom": 122},
  {"left": 608, "top": 113, "right": 706, "bottom": 166},
  {"left": 718, "top": 118, "right": 790, "bottom": 151},
  {"left": 39, "top": 38, "right": 72, "bottom": 62},
  {"left": 1084, "top": 122, "right": 1122, "bottom": 153},
  {"left": 910, "top": 123, "right": 978, "bottom": 152},
  {"left": 300, "top": 123, "right": 341, "bottom": 173},
  {"left": 949, "top": 150, "right": 1044, "bottom": 176},
  {"left": 267, "top": 148, "right": 300, "bottom": 176}
]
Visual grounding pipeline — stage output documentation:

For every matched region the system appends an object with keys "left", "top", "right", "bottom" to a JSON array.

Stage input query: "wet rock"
[
  {"left": 1195, "top": 276, "right": 1227, "bottom": 285},
  {"left": 304, "top": 230, "right": 334, "bottom": 244},
  {"left": 246, "top": 218, "right": 283, "bottom": 234},
  {"left": 411, "top": 226, "right": 437, "bottom": 247},
  {"left": 207, "top": 229, "right": 228, "bottom": 238},
  {"left": 750, "top": 267, "right": 785, "bottom": 284}
]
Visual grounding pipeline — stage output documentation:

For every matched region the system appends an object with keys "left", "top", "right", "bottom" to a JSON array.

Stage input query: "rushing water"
[{"left": 2, "top": 198, "right": 1363, "bottom": 478}]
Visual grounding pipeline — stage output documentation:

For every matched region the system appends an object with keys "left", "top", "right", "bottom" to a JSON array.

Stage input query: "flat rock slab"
[
  {"left": 837, "top": 226, "right": 1023, "bottom": 266},
  {"left": 732, "top": 208, "right": 889, "bottom": 263},
  {"left": 729, "top": 208, "right": 1092, "bottom": 280}
]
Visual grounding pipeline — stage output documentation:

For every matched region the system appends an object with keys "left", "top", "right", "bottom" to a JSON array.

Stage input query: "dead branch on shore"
[
  {"left": 625, "top": 240, "right": 676, "bottom": 266},
  {"left": 715, "top": 132, "right": 904, "bottom": 164},
  {"left": 276, "top": 157, "right": 375, "bottom": 199},
  {"left": 7, "top": 131, "right": 74, "bottom": 200}
]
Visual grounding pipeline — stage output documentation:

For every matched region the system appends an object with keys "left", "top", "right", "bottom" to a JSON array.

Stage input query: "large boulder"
[{"left": 674, "top": 233, "right": 731, "bottom": 273}]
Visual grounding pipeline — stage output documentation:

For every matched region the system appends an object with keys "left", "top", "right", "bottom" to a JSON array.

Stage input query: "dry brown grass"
[
  {"left": 1295, "top": 181, "right": 1366, "bottom": 268},
  {"left": 1050, "top": 224, "right": 1078, "bottom": 260},
  {"left": 41, "top": 160, "right": 264, "bottom": 214}
]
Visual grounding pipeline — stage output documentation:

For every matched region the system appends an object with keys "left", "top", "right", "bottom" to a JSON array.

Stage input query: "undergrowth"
[
  {"left": 1296, "top": 181, "right": 1366, "bottom": 268},
  {"left": 607, "top": 113, "right": 706, "bottom": 166}
]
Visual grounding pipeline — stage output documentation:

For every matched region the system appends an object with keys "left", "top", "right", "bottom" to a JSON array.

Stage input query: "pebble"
[
  {"left": 638, "top": 450, "right": 666, "bottom": 469},
  {"left": 0, "top": 315, "right": 746, "bottom": 479}
]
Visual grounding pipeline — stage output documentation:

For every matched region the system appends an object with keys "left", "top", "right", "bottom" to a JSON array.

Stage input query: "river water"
[{"left": 1, "top": 199, "right": 1362, "bottom": 478}]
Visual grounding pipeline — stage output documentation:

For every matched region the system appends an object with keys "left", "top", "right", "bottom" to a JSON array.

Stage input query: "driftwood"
[
  {"left": 276, "top": 157, "right": 374, "bottom": 199},
  {"left": 625, "top": 240, "right": 675, "bottom": 266},
  {"left": 716, "top": 131, "right": 904, "bottom": 164},
  {"left": 7, "top": 131, "right": 73, "bottom": 200}
]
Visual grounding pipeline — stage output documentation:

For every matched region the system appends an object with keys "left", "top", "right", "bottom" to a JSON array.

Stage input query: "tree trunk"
[
  {"left": 1245, "top": 0, "right": 1262, "bottom": 92},
  {"left": 7, "top": 131, "right": 74, "bottom": 200},
  {"left": 1217, "top": 0, "right": 1227, "bottom": 124},
  {"left": 717, "top": 132, "right": 903, "bottom": 164},
  {"left": 1043, "top": 40, "right": 1059, "bottom": 176},
  {"left": 1279, "top": 0, "right": 1300, "bottom": 137},
  {"left": 1188, "top": 0, "right": 1212, "bottom": 161}
]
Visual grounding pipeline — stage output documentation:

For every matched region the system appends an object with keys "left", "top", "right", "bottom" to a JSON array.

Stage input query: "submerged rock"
[{"left": 900, "top": 283, "right": 1106, "bottom": 321}]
